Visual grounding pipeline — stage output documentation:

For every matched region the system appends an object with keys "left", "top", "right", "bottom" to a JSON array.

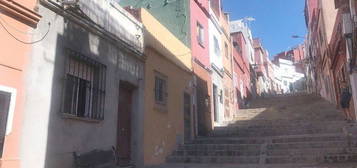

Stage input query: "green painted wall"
[{"left": 120, "top": 0, "right": 191, "bottom": 47}]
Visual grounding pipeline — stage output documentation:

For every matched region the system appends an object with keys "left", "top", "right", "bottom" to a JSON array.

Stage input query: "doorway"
[
  {"left": 117, "top": 82, "right": 135, "bottom": 166},
  {"left": 0, "top": 91, "right": 11, "bottom": 158},
  {"left": 184, "top": 93, "right": 192, "bottom": 143}
]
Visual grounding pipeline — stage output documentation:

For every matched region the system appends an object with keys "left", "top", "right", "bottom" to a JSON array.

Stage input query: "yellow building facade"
[{"left": 140, "top": 9, "right": 194, "bottom": 166}]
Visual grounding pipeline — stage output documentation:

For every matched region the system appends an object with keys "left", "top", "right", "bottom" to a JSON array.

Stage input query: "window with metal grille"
[
  {"left": 63, "top": 50, "right": 106, "bottom": 120},
  {"left": 154, "top": 72, "right": 167, "bottom": 105}
]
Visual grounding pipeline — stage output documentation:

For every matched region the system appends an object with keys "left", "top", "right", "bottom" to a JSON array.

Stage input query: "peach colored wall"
[
  {"left": 0, "top": 1, "right": 38, "bottom": 167},
  {"left": 143, "top": 48, "right": 192, "bottom": 165},
  {"left": 141, "top": 9, "right": 193, "bottom": 166}
]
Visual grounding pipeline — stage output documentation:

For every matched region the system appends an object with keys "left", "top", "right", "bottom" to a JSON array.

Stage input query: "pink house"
[
  {"left": 190, "top": 0, "right": 212, "bottom": 136},
  {"left": 231, "top": 32, "right": 251, "bottom": 109}
]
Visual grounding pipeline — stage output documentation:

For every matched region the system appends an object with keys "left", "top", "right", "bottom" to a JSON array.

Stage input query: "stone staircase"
[
  {"left": 163, "top": 95, "right": 357, "bottom": 168},
  {"left": 167, "top": 124, "right": 357, "bottom": 166}
]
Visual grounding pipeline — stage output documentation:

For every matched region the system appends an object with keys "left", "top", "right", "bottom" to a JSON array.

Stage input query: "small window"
[
  {"left": 155, "top": 72, "right": 167, "bottom": 105},
  {"left": 197, "top": 22, "right": 204, "bottom": 47},
  {"left": 63, "top": 50, "right": 106, "bottom": 120},
  {"left": 214, "top": 36, "right": 220, "bottom": 56},
  {"left": 224, "top": 43, "right": 229, "bottom": 58},
  {"left": 219, "top": 89, "right": 223, "bottom": 103}
]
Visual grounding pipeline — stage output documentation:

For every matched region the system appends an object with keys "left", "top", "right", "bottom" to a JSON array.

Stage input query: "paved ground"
[
  {"left": 233, "top": 94, "right": 344, "bottom": 122},
  {"left": 154, "top": 94, "right": 357, "bottom": 168}
]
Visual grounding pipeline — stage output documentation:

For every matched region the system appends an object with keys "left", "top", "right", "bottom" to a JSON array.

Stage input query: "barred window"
[
  {"left": 63, "top": 50, "right": 106, "bottom": 120},
  {"left": 197, "top": 22, "right": 204, "bottom": 47},
  {"left": 154, "top": 72, "right": 167, "bottom": 105}
]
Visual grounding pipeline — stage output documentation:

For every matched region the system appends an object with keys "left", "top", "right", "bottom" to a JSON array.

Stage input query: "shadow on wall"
[
  {"left": 42, "top": 4, "right": 124, "bottom": 167},
  {"left": 196, "top": 75, "right": 211, "bottom": 136}
]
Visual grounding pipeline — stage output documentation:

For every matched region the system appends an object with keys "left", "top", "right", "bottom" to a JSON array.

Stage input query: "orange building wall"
[{"left": 0, "top": 1, "right": 39, "bottom": 167}]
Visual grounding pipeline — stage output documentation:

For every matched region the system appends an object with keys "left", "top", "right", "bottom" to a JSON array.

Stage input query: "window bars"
[{"left": 63, "top": 49, "right": 107, "bottom": 120}]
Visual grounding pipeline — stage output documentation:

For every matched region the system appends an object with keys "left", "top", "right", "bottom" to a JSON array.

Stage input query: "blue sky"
[{"left": 223, "top": 0, "right": 307, "bottom": 58}]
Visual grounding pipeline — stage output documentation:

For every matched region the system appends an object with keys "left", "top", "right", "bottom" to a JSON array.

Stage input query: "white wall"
[
  {"left": 279, "top": 59, "right": 304, "bottom": 93},
  {"left": 230, "top": 20, "right": 255, "bottom": 64},
  {"left": 209, "top": 16, "right": 223, "bottom": 69},
  {"left": 208, "top": 7, "right": 224, "bottom": 124},
  {"left": 20, "top": 1, "right": 145, "bottom": 167}
]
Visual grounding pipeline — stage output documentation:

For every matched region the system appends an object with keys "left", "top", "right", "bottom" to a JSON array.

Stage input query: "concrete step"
[
  {"left": 265, "top": 155, "right": 324, "bottom": 164},
  {"left": 166, "top": 156, "right": 260, "bottom": 164},
  {"left": 267, "top": 141, "right": 351, "bottom": 150},
  {"left": 172, "top": 149, "right": 261, "bottom": 157},
  {"left": 146, "top": 163, "right": 357, "bottom": 168},
  {"left": 191, "top": 138, "right": 265, "bottom": 145},
  {"left": 271, "top": 134, "right": 346, "bottom": 143},
  {"left": 267, "top": 147, "right": 357, "bottom": 156},
  {"left": 211, "top": 127, "right": 343, "bottom": 137},
  {"left": 266, "top": 154, "right": 357, "bottom": 164},
  {"left": 220, "top": 120, "right": 347, "bottom": 129},
  {"left": 178, "top": 144, "right": 261, "bottom": 151}
]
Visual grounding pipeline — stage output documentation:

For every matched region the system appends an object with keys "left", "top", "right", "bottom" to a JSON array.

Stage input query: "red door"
[{"left": 117, "top": 84, "right": 134, "bottom": 166}]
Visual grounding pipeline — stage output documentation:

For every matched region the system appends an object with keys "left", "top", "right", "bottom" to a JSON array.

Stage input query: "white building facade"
[{"left": 208, "top": 3, "right": 224, "bottom": 124}]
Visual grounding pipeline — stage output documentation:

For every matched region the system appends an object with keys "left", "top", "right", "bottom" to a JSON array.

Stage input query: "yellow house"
[{"left": 140, "top": 9, "right": 194, "bottom": 166}]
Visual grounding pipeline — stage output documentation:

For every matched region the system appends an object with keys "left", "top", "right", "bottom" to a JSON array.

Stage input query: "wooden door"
[{"left": 117, "top": 84, "right": 134, "bottom": 166}]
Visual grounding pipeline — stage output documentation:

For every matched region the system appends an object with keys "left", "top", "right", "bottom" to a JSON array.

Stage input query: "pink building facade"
[
  {"left": 190, "top": 0, "right": 212, "bottom": 136},
  {"left": 231, "top": 32, "right": 251, "bottom": 109}
]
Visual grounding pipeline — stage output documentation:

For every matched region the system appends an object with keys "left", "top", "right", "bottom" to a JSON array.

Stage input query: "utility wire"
[
  {"left": 0, "top": 15, "right": 41, "bottom": 35},
  {"left": 0, "top": 19, "right": 51, "bottom": 44}
]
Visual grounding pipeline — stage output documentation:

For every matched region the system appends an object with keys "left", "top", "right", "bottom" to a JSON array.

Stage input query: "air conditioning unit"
[
  {"left": 61, "top": 0, "right": 79, "bottom": 5},
  {"left": 342, "top": 13, "right": 353, "bottom": 38}
]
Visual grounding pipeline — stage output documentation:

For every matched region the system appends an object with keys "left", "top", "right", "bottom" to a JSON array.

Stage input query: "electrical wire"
[
  {"left": 0, "top": 19, "right": 51, "bottom": 44},
  {"left": 0, "top": 15, "right": 41, "bottom": 35}
]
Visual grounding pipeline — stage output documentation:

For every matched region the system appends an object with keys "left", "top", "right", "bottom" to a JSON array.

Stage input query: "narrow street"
[
  {"left": 2, "top": 0, "right": 357, "bottom": 168},
  {"left": 160, "top": 94, "right": 357, "bottom": 168}
]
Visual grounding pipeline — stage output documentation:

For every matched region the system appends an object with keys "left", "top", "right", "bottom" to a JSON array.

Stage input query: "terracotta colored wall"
[
  {"left": 190, "top": 0, "right": 210, "bottom": 67},
  {"left": 0, "top": 1, "right": 39, "bottom": 167}
]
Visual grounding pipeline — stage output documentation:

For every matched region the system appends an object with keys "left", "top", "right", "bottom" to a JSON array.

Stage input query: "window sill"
[
  {"left": 154, "top": 103, "right": 168, "bottom": 113},
  {"left": 198, "top": 42, "right": 205, "bottom": 48},
  {"left": 62, "top": 114, "right": 103, "bottom": 123}
]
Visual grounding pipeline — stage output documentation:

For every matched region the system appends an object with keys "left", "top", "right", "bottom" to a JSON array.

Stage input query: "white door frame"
[{"left": 0, "top": 85, "right": 17, "bottom": 135}]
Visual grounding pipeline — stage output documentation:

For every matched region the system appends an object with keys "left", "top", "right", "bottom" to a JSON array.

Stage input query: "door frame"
[{"left": 0, "top": 85, "right": 16, "bottom": 136}]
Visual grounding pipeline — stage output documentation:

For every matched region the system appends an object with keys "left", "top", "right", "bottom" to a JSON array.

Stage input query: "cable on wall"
[{"left": 0, "top": 17, "right": 51, "bottom": 44}]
